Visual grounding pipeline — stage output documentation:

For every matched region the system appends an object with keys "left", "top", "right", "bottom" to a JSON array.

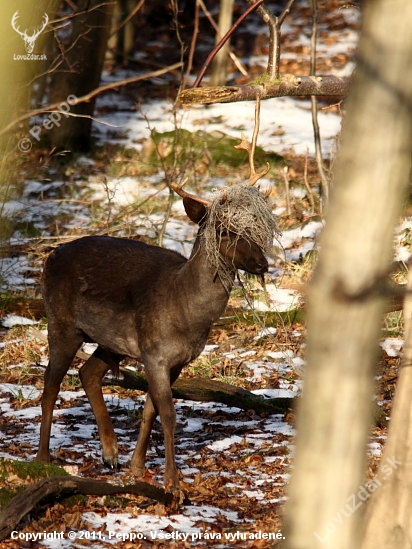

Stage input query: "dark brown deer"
[{"left": 36, "top": 180, "right": 275, "bottom": 492}]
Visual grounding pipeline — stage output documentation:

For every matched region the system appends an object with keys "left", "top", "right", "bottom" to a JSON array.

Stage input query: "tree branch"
[
  {"left": 247, "top": 0, "right": 296, "bottom": 79},
  {"left": 178, "top": 75, "right": 348, "bottom": 105},
  {"left": 108, "top": 367, "right": 293, "bottom": 415}
]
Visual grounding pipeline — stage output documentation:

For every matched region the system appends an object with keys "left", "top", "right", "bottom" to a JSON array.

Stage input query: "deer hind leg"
[
  {"left": 37, "top": 329, "right": 83, "bottom": 463},
  {"left": 130, "top": 392, "right": 157, "bottom": 477},
  {"left": 79, "top": 346, "right": 120, "bottom": 469}
]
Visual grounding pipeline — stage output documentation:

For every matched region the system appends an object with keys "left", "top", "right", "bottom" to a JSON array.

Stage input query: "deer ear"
[{"left": 183, "top": 196, "right": 207, "bottom": 225}]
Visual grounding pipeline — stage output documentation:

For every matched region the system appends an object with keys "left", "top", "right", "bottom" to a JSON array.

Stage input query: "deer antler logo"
[{"left": 11, "top": 11, "right": 49, "bottom": 54}]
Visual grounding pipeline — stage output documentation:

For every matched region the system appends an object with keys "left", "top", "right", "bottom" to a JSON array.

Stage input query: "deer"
[
  {"left": 11, "top": 11, "right": 49, "bottom": 54},
  {"left": 36, "top": 177, "right": 275, "bottom": 494}
]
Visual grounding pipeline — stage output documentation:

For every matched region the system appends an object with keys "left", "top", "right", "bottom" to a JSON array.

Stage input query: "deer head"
[
  {"left": 11, "top": 11, "right": 48, "bottom": 54},
  {"left": 170, "top": 178, "right": 276, "bottom": 293}
]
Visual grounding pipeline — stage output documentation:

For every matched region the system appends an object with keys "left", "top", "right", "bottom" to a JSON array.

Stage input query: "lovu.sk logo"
[{"left": 11, "top": 11, "right": 48, "bottom": 55}]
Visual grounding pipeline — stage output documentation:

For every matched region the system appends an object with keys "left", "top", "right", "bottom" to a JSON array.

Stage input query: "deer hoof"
[
  {"left": 164, "top": 469, "right": 182, "bottom": 494},
  {"left": 102, "top": 455, "right": 119, "bottom": 470},
  {"left": 164, "top": 482, "right": 186, "bottom": 508},
  {"left": 130, "top": 464, "right": 145, "bottom": 478}
]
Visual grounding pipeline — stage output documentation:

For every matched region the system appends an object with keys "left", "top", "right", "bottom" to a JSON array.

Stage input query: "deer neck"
[{"left": 182, "top": 233, "right": 236, "bottom": 312}]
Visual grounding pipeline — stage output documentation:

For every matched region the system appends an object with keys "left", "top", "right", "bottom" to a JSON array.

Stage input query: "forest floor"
[{"left": 0, "top": 1, "right": 410, "bottom": 547}]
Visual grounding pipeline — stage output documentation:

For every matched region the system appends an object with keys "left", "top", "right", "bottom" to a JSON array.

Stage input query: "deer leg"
[
  {"left": 157, "top": 389, "right": 179, "bottom": 492},
  {"left": 130, "top": 392, "right": 157, "bottom": 477},
  {"left": 132, "top": 365, "right": 182, "bottom": 491},
  {"left": 37, "top": 330, "right": 82, "bottom": 462},
  {"left": 79, "top": 347, "right": 120, "bottom": 469}
]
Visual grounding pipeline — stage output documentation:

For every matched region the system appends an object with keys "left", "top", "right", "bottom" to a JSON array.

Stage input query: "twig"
[
  {"left": 0, "top": 62, "right": 182, "bottom": 137},
  {"left": 108, "top": 0, "right": 145, "bottom": 38},
  {"left": 282, "top": 166, "right": 291, "bottom": 215},
  {"left": 192, "top": 0, "right": 264, "bottom": 87},
  {"left": 234, "top": 95, "right": 270, "bottom": 186},
  {"left": 182, "top": 0, "right": 200, "bottom": 89},
  {"left": 247, "top": 0, "right": 296, "bottom": 80},
  {"left": 303, "top": 152, "right": 316, "bottom": 214},
  {"left": 197, "top": 0, "right": 248, "bottom": 76},
  {"left": 309, "top": 0, "right": 330, "bottom": 212}
]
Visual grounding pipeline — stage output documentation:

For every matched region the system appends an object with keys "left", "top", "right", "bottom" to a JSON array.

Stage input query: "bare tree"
[{"left": 284, "top": 1, "right": 412, "bottom": 549}]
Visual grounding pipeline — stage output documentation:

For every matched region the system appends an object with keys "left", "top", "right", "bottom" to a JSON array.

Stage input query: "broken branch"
[{"left": 178, "top": 75, "right": 349, "bottom": 105}]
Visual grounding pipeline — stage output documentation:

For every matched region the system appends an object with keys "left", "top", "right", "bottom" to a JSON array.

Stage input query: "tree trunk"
[
  {"left": 107, "top": 0, "right": 136, "bottom": 66},
  {"left": 47, "top": 0, "right": 114, "bottom": 151},
  {"left": 0, "top": 0, "right": 59, "bottom": 240},
  {"left": 210, "top": 0, "right": 234, "bottom": 86},
  {"left": 361, "top": 262, "right": 412, "bottom": 548},
  {"left": 284, "top": 1, "right": 412, "bottom": 549}
]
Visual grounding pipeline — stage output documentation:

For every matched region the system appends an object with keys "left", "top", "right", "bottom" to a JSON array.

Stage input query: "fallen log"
[
  {"left": 0, "top": 472, "right": 173, "bottom": 541},
  {"left": 109, "top": 368, "right": 387, "bottom": 427},
  {"left": 110, "top": 367, "right": 294, "bottom": 415}
]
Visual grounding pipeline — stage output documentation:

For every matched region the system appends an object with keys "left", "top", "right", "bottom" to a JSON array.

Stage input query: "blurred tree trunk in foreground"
[
  {"left": 0, "top": 1, "right": 59, "bottom": 242},
  {"left": 48, "top": 0, "right": 114, "bottom": 152},
  {"left": 285, "top": 1, "right": 412, "bottom": 549},
  {"left": 361, "top": 271, "right": 412, "bottom": 543}
]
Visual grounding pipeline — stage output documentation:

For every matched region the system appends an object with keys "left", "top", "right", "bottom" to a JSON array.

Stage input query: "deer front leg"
[
  {"left": 158, "top": 395, "right": 179, "bottom": 493},
  {"left": 153, "top": 366, "right": 183, "bottom": 492},
  {"left": 79, "top": 347, "right": 119, "bottom": 469}
]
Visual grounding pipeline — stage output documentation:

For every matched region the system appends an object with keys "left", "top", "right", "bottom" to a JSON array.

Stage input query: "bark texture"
[
  {"left": 285, "top": 2, "right": 412, "bottom": 549},
  {"left": 361, "top": 264, "right": 412, "bottom": 549}
]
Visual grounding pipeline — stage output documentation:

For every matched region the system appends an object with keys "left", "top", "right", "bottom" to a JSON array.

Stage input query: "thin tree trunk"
[
  {"left": 47, "top": 0, "right": 114, "bottom": 151},
  {"left": 285, "top": 1, "right": 412, "bottom": 548},
  {"left": 210, "top": 0, "right": 234, "bottom": 86}
]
